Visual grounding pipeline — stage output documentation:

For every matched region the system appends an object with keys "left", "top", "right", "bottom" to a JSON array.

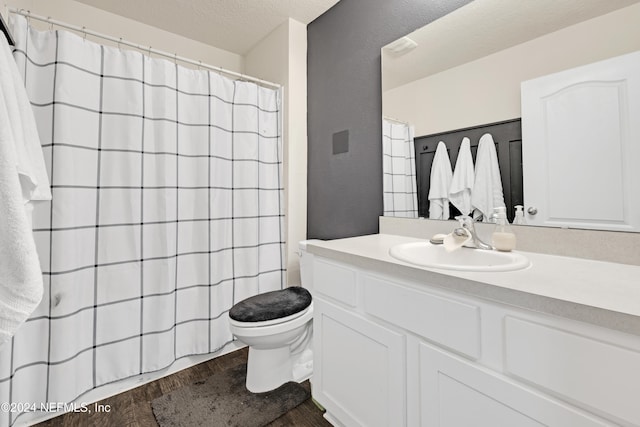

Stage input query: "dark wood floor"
[{"left": 37, "top": 347, "right": 331, "bottom": 427}]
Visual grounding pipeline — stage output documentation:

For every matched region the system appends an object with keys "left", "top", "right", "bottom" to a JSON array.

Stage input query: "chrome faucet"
[{"left": 454, "top": 215, "right": 493, "bottom": 250}]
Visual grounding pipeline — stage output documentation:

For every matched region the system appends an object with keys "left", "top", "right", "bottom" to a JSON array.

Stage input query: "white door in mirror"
[{"left": 521, "top": 50, "right": 640, "bottom": 232}]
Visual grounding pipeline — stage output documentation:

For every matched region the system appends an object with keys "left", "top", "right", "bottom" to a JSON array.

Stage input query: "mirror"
[{"left": 382, "top": 0, "right": 640, "bottom": 230}]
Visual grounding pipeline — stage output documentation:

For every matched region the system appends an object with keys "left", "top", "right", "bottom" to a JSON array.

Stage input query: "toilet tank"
[{"left": 298, "top": 240, "right": 321, "bottom": 292}]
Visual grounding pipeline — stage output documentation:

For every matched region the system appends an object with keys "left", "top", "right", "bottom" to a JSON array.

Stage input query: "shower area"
[
  {"left": 0, "top": 13, "right": 285, "bottom": 427},
  {"left": 382, "top": 118, "right": 418, "bottom": 218}
]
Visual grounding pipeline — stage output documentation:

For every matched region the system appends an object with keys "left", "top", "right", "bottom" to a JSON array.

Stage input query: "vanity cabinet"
[
  {"left": 312, "top": 259, "right": 405, "bottom": 427},
  {"left": 311, "top": 256, "right": 640, "bottom": 427}
]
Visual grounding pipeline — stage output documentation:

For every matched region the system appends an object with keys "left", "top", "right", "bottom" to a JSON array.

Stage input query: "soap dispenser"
[
  {"left": 513, "top": 205, "right": 527, "bottom": 225},
  {"left": 491, "top": 207, "right": 516, "bottom": 251}
]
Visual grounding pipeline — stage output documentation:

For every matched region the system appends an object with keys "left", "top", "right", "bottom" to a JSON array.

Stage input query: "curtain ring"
[
  {"left": 174, "top": 53, "right": 177, "bottom": 64},
  {"left": 47, "top": 17, "right": 53, "bottom": 31},
  {"left": 82, "top": 26, "right": 86, "bottom": 42},
  {"left": 148, "top": 46, "right": 152, "bottom": 57},
  {"left": 198, "top": 60, "right": 202, "bottom": 70}
]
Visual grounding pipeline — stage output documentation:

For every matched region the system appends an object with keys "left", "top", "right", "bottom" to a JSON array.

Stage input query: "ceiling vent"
[{"left": 384, "top": 36, "right": 418, "bottom": 57}]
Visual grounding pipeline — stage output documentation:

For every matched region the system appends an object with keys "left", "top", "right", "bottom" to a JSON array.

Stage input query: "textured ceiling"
[
  {"left": 383, "top": 0, "right": 640, "bottom": 91},
  {"left": 74, "top": 0, "right": 339, "bottom": 54}
]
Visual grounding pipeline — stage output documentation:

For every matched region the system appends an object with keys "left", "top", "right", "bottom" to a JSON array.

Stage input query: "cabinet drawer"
[
  {"left": 363, "top": 275, "right": 480, "bottom": 359},
  {"left": 504, "top": 316, "right": 640, "bottom": 426},
  {"left": 419, "top": 342, "right": 610, "bottom": 427},
  {"left": 314, "top": 259, "right": 357, "bottom": 307}
]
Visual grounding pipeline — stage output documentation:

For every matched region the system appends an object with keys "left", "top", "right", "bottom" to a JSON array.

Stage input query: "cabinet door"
[
  {"left": 313, "top": 298, "right": 405, "bottom": 427},
  {"left": 418, "top": 342, "right": 613, "bottom": 427},
  {"left": 521, "top": 50, "right": 640, "bottom": 231}
]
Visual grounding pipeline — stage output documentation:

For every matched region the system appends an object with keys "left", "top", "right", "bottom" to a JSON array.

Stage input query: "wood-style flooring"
[{"left": 36, "top": 347, "right": 331, "bottom": 427}]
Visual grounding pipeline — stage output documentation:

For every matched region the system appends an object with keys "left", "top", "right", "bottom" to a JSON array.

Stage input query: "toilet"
[{"left": 228, "top": 240, "right": 316, "bottom": 393}]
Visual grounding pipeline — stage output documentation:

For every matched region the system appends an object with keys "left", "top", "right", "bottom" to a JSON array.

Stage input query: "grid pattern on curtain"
[
  {"left": 382, "top": 119, "right": 418, "bottom": 218},
  {"left": 0, "top": 16, "right": 285, "bottom": 427}
]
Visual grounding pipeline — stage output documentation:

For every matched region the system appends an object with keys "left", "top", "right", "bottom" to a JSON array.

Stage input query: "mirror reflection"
[{"left": 382, "top": 0, "right": 640, "bottom": 231}]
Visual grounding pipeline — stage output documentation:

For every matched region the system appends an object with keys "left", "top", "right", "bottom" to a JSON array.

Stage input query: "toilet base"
[
  {"left": 292, "top": 348, "right": 313, "bottom": 383},
  {"left": 246, "top": 346, "right": 293, "bottom": 393}
]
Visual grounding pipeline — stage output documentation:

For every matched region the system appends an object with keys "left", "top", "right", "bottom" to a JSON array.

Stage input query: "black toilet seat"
[{"left": 229, "top": 287, "right": 312, "bottom": 323}]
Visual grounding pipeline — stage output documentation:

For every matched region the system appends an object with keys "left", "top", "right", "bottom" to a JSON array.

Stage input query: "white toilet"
[{"left": 228, "top": 240, "right": 316, "bottom": 393}]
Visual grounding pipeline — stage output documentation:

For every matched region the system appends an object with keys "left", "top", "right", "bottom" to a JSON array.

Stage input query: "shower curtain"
[
  {"left": 382, "top": 119, "right": 418, "bottom": 218},
  {"left": 0, "top": 16, "right": 285, "bottom": 427}
]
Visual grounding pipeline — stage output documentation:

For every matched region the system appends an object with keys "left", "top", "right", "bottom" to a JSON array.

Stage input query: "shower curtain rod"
[{"left": 7, "top": 8, "right": 281, "bottom": 89}]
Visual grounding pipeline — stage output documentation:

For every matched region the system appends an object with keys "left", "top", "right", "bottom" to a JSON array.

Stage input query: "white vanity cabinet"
[
  {"left": 312, "top": 259, "right": 406, "bottom": 427},
  {"left": 311, "top": 255, "right": 640, "bottom": 427}
]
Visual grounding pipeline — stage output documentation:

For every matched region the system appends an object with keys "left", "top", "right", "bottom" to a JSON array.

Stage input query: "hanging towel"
[
  {"left": 449, "top": 137, "right": 474, "bottom": 215},
  {"left": 427, "top": 141, "right": 453, "bottom": 219},
  {"left": 0, "top": 32, "right": 50, "bottom": 344},
  {"left": 471, "top": 133, "right": 505, "bottom": 221}
]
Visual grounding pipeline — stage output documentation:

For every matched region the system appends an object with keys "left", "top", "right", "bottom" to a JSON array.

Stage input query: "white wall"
[
  {"left": 384, "top": 3, "right": 640, "bottom": 137},
  {"left": 3, "top": 0, "right": 244, "bottom": 72},
  {"left": 245, "top": 18, "right": 308, "bottom": 286}
]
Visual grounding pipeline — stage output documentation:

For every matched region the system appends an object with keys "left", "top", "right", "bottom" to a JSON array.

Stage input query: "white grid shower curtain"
[
  {"left": 0, "top": 16, "right": 285, "bottom": 426},
  {"left": 382, "top": 119, "right": 418, "bottom": 217}
]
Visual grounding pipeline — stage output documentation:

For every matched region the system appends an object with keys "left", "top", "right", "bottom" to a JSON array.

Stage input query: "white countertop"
[{"left": 307, "top": 234, "right": 640, "bottom": 336}]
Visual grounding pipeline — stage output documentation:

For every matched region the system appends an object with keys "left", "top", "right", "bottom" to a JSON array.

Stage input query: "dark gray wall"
[{"left": 307, "top": 0, "right": 471, "bottom": 239}]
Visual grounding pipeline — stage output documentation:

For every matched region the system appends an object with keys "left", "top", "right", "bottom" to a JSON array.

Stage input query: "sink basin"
[{"left": 389, "top": 242, "right": 530, "bottom": 272}]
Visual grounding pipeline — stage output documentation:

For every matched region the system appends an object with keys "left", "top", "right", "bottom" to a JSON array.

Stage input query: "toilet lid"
[{"left": 229, "top": 287, "right": 312, "bottom": 323}]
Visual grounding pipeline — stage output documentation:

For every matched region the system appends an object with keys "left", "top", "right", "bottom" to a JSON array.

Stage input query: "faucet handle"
[
  {"left": 455, "top": 215, "right": 473, "bottom": 227},
  {"left": 454, "top": 215, "right": 493, "bottom": 250}
]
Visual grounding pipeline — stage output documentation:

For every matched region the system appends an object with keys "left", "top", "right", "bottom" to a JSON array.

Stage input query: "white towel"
[
  {"left": 427, "top": 141, "right": 453, "bottom": 219},
  {"left": 0, "top": 33, "right": 49, "bottom": 345},
  {"left": 449, "top": 137, "right": 474, "bottom": 215},
  {"left": 471, "top": 133, "right": 505, "bottom": 221}
]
